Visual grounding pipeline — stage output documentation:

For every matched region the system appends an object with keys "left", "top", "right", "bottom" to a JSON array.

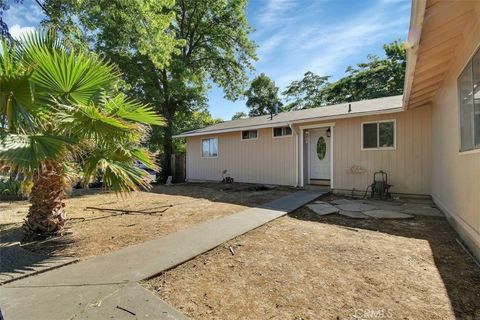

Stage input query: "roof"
[
  {"left": 174, "top": 95, "right": 403, "bottom": 138},
  {"left": 404, "top": 0, "right": 480, "bottom": 109}
]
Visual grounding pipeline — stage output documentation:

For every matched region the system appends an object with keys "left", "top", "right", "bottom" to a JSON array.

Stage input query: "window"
[
  {"left": 273, "top": 126, "right": 292, "bottom": 137},
  {"left": 362, "top": 121, "right": 395, "bottom": 149},
  {"left": 202, "top": 138, "right": 218, "bottom": 157},
  {"left": 458, "top": 48, "right": 480, "bottom": 151},
  {"left": 241, "top": 130, "right": 257, "bottom": 140}
]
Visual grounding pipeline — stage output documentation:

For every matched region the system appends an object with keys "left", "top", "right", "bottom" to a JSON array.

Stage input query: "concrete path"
[
  {"left": 0, "top": 228, "right": 78, "bottom": 284},
  {"left": 0, "top": 190, "right": 326, "bottom": 320}
]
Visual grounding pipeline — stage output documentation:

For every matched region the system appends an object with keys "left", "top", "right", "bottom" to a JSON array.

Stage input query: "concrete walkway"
[{"left": 0, "top": 190, "right": 326, "bottom": 320}]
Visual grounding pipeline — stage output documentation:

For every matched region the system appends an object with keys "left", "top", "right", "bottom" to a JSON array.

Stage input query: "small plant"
[{"left": 0, "top": 179, "right": 22, "bottom": 196}]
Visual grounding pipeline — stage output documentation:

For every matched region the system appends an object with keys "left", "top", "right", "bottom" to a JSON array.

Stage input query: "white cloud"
[
  {"left": 9, "top": 24, "right": 35, "bottom": 39},
  {"left": 3, "top": 0, "right": 45, "bottom": 28},
  {"left": 253, "top": 0, "right": 410, "bottom": 88},
  {"left": 256, "top": 0, "right": 300, "bottom": 28}
]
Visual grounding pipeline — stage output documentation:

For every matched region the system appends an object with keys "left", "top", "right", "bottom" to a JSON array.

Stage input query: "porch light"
[{"left": 326, "top": 128, "right": 331, "bottom": 137}]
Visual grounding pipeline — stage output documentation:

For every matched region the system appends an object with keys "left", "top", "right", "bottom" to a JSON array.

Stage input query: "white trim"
[
  {"left": 173, "top": 108, "right": 403, "bottom": 138},
  {"left": 298, "top": 122, "right": 336, "bottom": 130},
  {"left": 272, "top": 126, "right": 293, "bottom": 138},
  {"left": 300, "top": 125, "right": 333, "bottom": 187},
  {"left": 457, "top": 46, "right": 480, "bottom": 153},
  {"left": 403, "top": 0, "right": 426, "bottom": 109},
  {"left": 360, "top": 119, "right": 397, "bottom": 150},
  {"left": 300, "top": 127, "right": 304, "bottom": 187},
  {"left": 330, "top": 125, "right": 334, "bottom": 189},
  {"left": 290, "top": 123, "right": 299, "bottom": 187},
  {"left": 240, "top": 129, "right": 258, "bottom": 141},
  {"left": 458, "top": 148, "right": 480, "bottom": 156},
  {"left": 200, "top": 137, "right": 218, "bottom": 158}
]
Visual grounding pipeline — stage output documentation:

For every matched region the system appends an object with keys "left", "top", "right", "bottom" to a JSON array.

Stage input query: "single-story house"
[{"left": 174, "top": 0, "right": 480, "bottom": 260}]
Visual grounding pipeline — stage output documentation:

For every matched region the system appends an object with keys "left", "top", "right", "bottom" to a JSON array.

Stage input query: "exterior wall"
[
  {"left": 186, "top": 128, "right": 297, "bottom": 185},
  {"left": 186, "top": 106, "right": 432, "bottom": 195},
  {"left": 294, "top": 106, "right": 432, "bottom": 195},
  {"left": 429, "top": 23, "right": 480, "bottom": 259}
]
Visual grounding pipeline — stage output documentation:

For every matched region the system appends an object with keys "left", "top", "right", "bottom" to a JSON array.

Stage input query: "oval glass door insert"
[{"left": 317, "top": 136, "right": 326, "bottom": 160}]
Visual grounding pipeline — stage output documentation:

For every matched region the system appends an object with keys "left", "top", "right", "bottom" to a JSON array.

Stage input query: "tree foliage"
[
  {"left": 231, "top": 111, "right": 247, "bottom": 120},
  {"left": 282, "top": 71, "right": 330, "bottom": 110},
  {"left": 282, "top": 41, "right": 406, "bottom": 110},
  {"left": 320, "top": 40, "right": 406, "bottom": 104},
  {"left": 44, "top": 0, "right": 256, "bottom": 180},
  {"left": 0, "top": 31, "right": 163, "bottom": 234},
  {"left": 245, "top": 73, "right": 282, "bottom": 117}
]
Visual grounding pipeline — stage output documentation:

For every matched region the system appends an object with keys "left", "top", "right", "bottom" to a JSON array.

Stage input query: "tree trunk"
[
  {"left": 161, "top": 114, "right": 174, "bottom": 182},
  {"left": 25, "top": 162, "right": 66, "bottom": 235}
]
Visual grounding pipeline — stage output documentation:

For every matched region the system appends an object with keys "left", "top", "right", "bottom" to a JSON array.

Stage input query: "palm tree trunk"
[{"left": 25, "top": 162, "right": 66, "bottom": 235}]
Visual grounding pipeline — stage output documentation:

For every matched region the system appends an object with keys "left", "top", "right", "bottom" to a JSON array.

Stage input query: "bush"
[{"left": 0, "top": 179, "right": 22, "bottom": 196}]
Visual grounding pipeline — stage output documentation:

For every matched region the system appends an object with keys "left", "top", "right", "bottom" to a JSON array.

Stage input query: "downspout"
[{"left": 289, "top": 122, "right": 299, "bottom": 188}]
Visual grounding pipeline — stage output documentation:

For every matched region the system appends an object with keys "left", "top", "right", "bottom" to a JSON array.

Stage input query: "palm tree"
[{"left": 0, "top": 32, "right": 164, "bottom": 236}]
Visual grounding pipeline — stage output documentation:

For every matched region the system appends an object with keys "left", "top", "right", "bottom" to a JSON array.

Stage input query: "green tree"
[
  {"left": 282, "top": 71, "right": 330, "bottom": 110},
  {"left": 44, "top": 0, "right": 256, "bottom": 181},
  {"left": 0, "top": 32, "right": 163, "bottom": 235},
  {"left": 245, "top": 73, "right": 282, "bottom": 117},
  {"left": 171, "top": 109, "right": 222, "bottom": 153},
  {"left": 231, "top": 111, "right": 247, "bottom": 120},
  {"left": 321, "top": 40, "right": 406, "bottom": 104}
]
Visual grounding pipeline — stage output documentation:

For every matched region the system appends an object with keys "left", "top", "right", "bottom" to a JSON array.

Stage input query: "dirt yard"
[
  {"left": 0, "top": 183, "right": 293, "bottom": 259},
  {"left": 144, "top": 194, "right": 480, "bottom": 320}
]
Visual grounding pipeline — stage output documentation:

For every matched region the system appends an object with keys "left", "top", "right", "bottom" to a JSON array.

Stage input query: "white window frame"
[
  {"left": 457, "top": 45, "right": 480, "bottom": 154},
  {"left": 240, "top": 129, "right": 258, "bottom": 141},
  {"left": 361, "top": 119, "right": 396, "bottom": 150},
  {"left": 201, "top": 137, "right": 218, "bottom": 158},
  {"left": 272, "top": 126, "right": 293, "bottom": 138}
]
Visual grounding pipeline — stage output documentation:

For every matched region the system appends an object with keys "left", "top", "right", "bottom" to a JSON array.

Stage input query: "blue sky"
[{"left": 4, "top": 0, "right": 411, "bottom": 120}]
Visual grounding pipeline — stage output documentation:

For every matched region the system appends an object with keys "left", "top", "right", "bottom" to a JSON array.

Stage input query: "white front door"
[{"left": 309, "top": 128, "right": 330, "bottom": 180}]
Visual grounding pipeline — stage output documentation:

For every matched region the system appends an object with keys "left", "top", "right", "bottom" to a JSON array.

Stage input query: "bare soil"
[
  {"left": 0, "top": 183, "right": 293, "bottom": 259},
  {"left": 144, "top": 194, "right": 480, "bottom": 320}
]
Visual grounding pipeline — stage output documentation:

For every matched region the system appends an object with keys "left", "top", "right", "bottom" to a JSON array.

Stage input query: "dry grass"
[
  {"left": 144, "top": 195, "right": 480, "bottom": 320},
  {"left": 0, "top": 183, "right": 293, "bottom": 259}
]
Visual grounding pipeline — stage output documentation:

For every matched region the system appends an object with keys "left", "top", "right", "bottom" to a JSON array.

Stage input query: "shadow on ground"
[
  {"left": 68, "top": 182, "right": 298, "bottom": 208},
  {"left": 0, "top": 227, "right": 77, "bottom": 284},
  {"left": 289, "top": 194, "right": 480, "bottom": 320}
]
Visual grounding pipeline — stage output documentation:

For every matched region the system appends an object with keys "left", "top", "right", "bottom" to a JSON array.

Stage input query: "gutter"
[
  {"left": 173, "top": 107, "right": 404, "bottom": 138},
  {"left": 403, "top": 0, "right": 426, "bottom": 109}
]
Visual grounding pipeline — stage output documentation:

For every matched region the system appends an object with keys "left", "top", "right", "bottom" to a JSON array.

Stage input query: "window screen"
[
  {"left": 202, "top": 138, "right": 218, "bottom": 157},
  {"left": 363, "top": 121, "right": 395, "bottom": 149},
  {"left": 273, "top": 126, "right": 292, "bottom": 137},
  {"left": 242, "top": 130, "right": 257, "bottom": 140}
]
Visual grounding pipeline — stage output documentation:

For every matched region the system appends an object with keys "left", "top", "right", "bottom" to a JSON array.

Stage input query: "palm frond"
[
  {"left": 0, "top": 134, "right": 76, "bottom": 172},
  {"left": 82, "top": 148, "right": 153, "bottom": 193},
  {"left": 56, "top": 102, "right": 134, "bottom": 143},
  {"left": 102, "top": 94, "right": 165, "bottom": 126},
  {"left": 27, "top": 45, "right": 119, "bottom": 105},
  {"left": 0, "top": 40, "right": 35, "bottom": 130}
]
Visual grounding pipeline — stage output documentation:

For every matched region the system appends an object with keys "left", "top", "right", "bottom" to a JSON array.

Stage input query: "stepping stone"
[
  {"left": 306, "top": 203, "right": 339, "bottom": 216},
  {"left": 336, "top": 201, "right": 377, "bottom": 212},
  {"left": 339, "top": 210, "right": 369, "bottom": 219},
  {"left": 330, "top": 199, "right": 354, "bottom": 205},
  {"left": 363, "top": 209, "right": 413, "bottom": 219},
  {"left": 402, "top": 206, "right": 443, "bottom": 217}
]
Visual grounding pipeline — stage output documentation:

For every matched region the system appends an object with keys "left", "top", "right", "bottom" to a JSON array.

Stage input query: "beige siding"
[
  {"left": 429, "top": 20, "right": 480, "bottom": 259},
  {"left": 186, "top": 107, "right": 432, "bottom": 195},
  {"left": 186, "top": 128, "right": 297, "bottom": 185},
  {"left": 294, "top": 106, "right": 432, "bottom": 195}
]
